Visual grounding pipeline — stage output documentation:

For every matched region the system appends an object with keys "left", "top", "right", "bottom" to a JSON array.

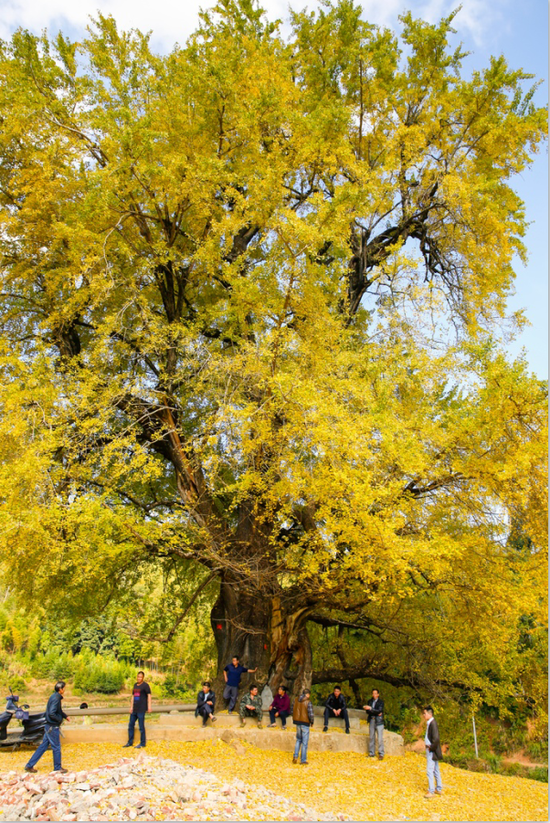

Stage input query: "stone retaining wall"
[{"left": 61, "top": 717, "right": 404, "bottom": 757}]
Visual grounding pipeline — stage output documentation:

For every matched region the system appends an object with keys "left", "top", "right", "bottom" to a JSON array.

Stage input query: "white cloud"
[{"left": 0, "top": 0, "right": 507, "bottom": 51}]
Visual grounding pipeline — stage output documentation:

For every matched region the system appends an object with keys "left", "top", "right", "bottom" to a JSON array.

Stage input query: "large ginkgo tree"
[{"left": 0, "top": 0, "right": 546, "bottom": 706}]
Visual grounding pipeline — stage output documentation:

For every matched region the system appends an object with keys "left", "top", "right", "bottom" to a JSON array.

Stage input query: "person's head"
[
  {"left": 136, "top": 671, "right": 145, "bottom": 684},
  {"left": 54, "top": 681, "right": 66, "bottom": 695},
  {"left": 277, "top": 685, "right": 287, "bottom": 696},
  {"left": 249, "top": 684, "right": 258, "bottom": 696},
  {"left": 79, "top": 702, "right": 88, "bottom": 710},
  {"left": 202, "top": 681, "right": 211, "bottom": 692},
  {"left": 333, "top": 686, "right": 342, "bottom": 696},
  {"left": 302, "top": 688, "right": 311, "bottom": 698},
  {"left": 232, "top": 656, "right": 240, "bottom": 665},
  {"left": 422, "top": 706, "right": 434, "bottom": 722},
  {"left": 372, "top": 689, "right": 380, "bottom": 699}
]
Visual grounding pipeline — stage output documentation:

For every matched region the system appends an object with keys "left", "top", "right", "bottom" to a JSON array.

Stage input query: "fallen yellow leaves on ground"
[{"left": 1, "top": 740, "right": 546, "bottom": 822}]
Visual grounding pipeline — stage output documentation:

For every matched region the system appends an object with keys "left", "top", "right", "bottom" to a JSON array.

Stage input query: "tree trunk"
[{"left": 210, "top": 579, "right": 313, "bottom": 701}]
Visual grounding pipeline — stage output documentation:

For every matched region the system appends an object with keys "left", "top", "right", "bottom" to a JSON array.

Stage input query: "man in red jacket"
[{"left": 268, "top": 685, "right": 291, "bottom": 729}]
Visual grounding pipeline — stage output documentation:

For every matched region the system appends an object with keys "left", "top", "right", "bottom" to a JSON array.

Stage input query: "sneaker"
[
  {"left": 292, "top": 757, "right": 298, "bottom": 764},
  {"left": 300, "top": 761, "right": 309, "bottom": 766},
  {"left": 435, "top": 789, "right": 442, "bottom": 795},
  {"left": 268, "top": 723, "right": 276, "bottom": 728},
  {"left": 378, "top": 755, "right": 384, "bottom": 760},
  {"left": 122, "top": 743, "right": 133, "bottom": 748},
  {"left": 257, "top": 723, "right": 263, "bottom": 729},
  {"left": 211, "top": 716, "right": 217, "bottom": 723},
  {"left": 345, "top": 729, "right": 350, "bottom": 734},
  {"left": 323, "top": 726, "right": 328, "bottom": 732},
  {"left": 228, "top": 711, "right": 233, "bottom": 715},
  {"left": 54, "top": 768, "right": 68, "bottom": 774},
  {"left": 25, "top": 766, "right": 37, "bottom": 773},
  {"left": 239, "top": 720, "right": 245, "bottom": 727},
  {"left": 134, "top": 744, "right": 146, "bottom": 749},
  {"left": 281, "top": 726, "right": 287, "bottom": 731},
  {"left": 424, "top": 792, "right": 435, "bottom": 799}
]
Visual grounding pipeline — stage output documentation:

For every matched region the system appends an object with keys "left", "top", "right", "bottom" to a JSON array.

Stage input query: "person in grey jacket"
[
  {"left": 364, "top": 688, "right": 385, "bottom": 760},
  {"left": 25, "top": 681, "right": 70, "bottom": 773}
]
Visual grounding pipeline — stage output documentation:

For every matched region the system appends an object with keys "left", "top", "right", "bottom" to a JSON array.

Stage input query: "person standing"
[
  {"left": 422, "top": 706, "right": 443, "bottom": 798},
  {"left": 364, "top": 688, "right": 385, "bottom": 760},
  {"left": 323, "top": 686, "right": 350, "bottom": 733},
  {"left": 223, "top": 655, "right": 257, "bottom": 714},
  {"left": 25, "top": 681, "right": 70, "bottom": 773},
  {"left": 238, "top": 684, "right": 263, "bottom": 727},
  {"left": 268, "top": 685, "right": 291, "bottom": 729},
  {"left": 292, "top": 688, "right": 314, "bottom": 765},
  {"left": 123, "top": 671, "right": 151, "bottom": 749},
  {"left": 196, "top": 681, "right": 217, "bottom": 726}
]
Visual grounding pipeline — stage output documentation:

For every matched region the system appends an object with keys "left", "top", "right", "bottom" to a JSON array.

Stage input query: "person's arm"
[
  {"left": 147, "top": 685, "right": 152, "bottom": 713},
  {"left": 223, "top": 668, "right": 228, "bottom": 683},
  {"left": 247, "top": 667, "right": 257, "bottom": 673},
  {"left": 429, "top": 720, "right": 440, "bottom": 751},
  {"left": 307, "top": 701, "right": 314, "bottom": 726}
]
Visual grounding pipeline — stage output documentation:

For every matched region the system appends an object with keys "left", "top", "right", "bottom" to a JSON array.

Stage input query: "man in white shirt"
[{"left": 422, "top": 706, "right": 443, "bottom": 798}]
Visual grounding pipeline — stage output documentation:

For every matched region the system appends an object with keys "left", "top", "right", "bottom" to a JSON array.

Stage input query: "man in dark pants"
[
  {"left": 323, "top": 686, "right": 350, "bottom": 734},
  {"left": 223, "top": 655, "right": 257, "bottom": 714},
  {"left": 196, "top": 681, "right": 217, "bottom": 726},
  {"left": 364, "top": 688, "right": 385, "bottom": 759},
  {"left": 25, "top": 681, "right": 70, "bottom": 773},
  {"left": 268, "top": 685, "right": 291, "bottom": 729},
  {"left": 123, "top": 671, "right": 151, "bottom": 749}
]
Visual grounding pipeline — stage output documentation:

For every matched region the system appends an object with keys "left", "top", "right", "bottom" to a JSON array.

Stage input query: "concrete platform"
[
  {"left": 61, "top": 719, "right": 404, "bottom": 756},
  {"left": 161, "top": 711, "right": 361, "bottom": 732}
]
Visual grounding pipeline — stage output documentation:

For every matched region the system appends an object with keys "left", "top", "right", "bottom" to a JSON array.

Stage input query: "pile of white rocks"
[{"left": 0, "top": 754, "right": 348, "bottom": 821}]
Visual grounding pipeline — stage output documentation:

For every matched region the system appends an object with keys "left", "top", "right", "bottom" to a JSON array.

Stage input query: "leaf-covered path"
[{"left": 1, "top": 740, "right": 546, "bottom": 821}]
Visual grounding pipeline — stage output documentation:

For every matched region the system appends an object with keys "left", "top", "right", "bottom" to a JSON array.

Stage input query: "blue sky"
[{"left": 1, "top": 0, "right": 547, "bottom": 377}]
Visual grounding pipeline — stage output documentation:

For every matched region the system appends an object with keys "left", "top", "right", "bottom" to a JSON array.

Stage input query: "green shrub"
[
  {"left": 1, "top": 673, "right": 26, "bottom": 693},
  {"left": 73, "top": 653, "right": 132, "bottom": 694}
]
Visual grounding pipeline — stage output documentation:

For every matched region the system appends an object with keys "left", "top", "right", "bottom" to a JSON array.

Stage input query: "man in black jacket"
[
  {"left": 364, "top": 688, "right": 385, "bottom": 759},
  {"left": 323, "top": 686, "right": 350, "bottom": 734},
  {"left": 25, "top": 681, "right": 70, "bottom": 773},
  {"left": 196, "top": 681, "right": 217, "bottom": 726},
  {"left": 422, "top": 706, "right": 443, "bottom": 797}
]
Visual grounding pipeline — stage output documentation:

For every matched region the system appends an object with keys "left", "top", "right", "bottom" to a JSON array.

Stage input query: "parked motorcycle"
[{"left": 0, "top": 690, "right": 46, "bottom": 750}]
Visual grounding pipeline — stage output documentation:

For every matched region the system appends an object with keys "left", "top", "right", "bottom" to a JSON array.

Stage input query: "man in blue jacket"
[
  {"left": 223, "top": 655, "right": 257, "bottom": 714},
  {"left": 25, "top": 681, "right": 70, "bottom": 773}
]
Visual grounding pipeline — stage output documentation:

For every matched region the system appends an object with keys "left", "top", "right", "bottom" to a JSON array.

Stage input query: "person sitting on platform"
[
  {"left": 268, "top": 685, "right": 291, "bottom": 729},
  {"left": 239, "top": 684, "right": 263, "bottom": 728},
  {"left": 196, "top": 681, "right": 216, "bottom": 727},
  {"left": 323, "top": 685, "right": 350, "bottom": 734}
]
